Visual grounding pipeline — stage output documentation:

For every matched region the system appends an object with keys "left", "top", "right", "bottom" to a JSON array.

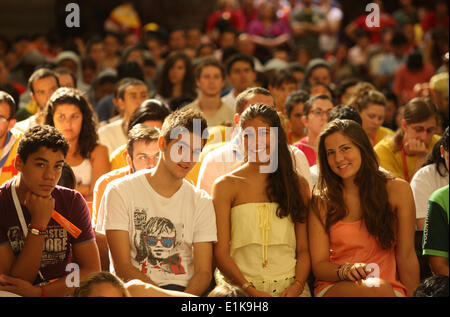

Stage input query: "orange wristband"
[{"left": 51, "top": 210, "right": 82, "bottom": 238}]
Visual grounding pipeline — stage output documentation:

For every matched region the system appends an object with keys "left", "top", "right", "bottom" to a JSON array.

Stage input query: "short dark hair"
[
  {"left": 127, "top": 98, "right": 171, "bottom": 132},
  {"left": 17, "top": 125, "right": 69, "bottom": 163},
  {"left": 160, "top": 107, "right": 208, "bottom": 144},
  {"left": 285, "top": 89, "right": 309, "bottom": 118},
  {"left": 235, "top": 87, "right": 273, "bottom": 115},
  {"left": 116, "top": 78, "right": 147, "bottom": 100},
  {"left": 53, "top": 66, "right": 77, "bottom": 88},
  {"left": 28, "top": 68, "right": 59, "bottom": 94},
  {"left": 303, "top": 94, "right": 334, "bottom": 117},
  {"left": 328, "top": 105, "right": 363, "bottom": 126},
  {"left": 269, "top": 69, "right": 297, "bottom": 88},
  {"left": 225, "top": 53, "right": 255, "bottom": 75},
  {"left": 127, "top": 123, "right": 160, "bottom": 158},
  {"left": 194, "top": 57, "right": 225, "bottom": 80},
  {"left": 0, "top": 91, "right": 16, "bottom": 119}
]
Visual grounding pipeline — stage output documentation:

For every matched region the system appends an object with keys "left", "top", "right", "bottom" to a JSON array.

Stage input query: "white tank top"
[{"left": 71, "top": 158, "right": 92, "bottom": 186}]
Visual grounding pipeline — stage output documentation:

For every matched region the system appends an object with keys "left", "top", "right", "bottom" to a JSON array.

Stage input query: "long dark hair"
[
  {"left": 239, "top": 103, "right": 308, "bottom": 223},
  {"left": 157, "top": 51, "right": 196, "bottom": 101},
  {"left": 45, "top": 87, "right": 99, "bottom": 159},
  {"left": 314, "top": 119, "right": 396, "bottom": 250}
]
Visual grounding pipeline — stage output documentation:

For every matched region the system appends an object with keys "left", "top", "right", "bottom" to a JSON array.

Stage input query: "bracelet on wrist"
[
  {"left": 293, "top": 279, "right": 304, "bottom": 288},
  {"left": 241, "top": 281, "right": 254, "bottom": 290},
  {"left": 337, "top": 262, "right": 352, "bottom": 281},
  {"left": 28, "top": 224, "right": 47, "bottom": 236}
]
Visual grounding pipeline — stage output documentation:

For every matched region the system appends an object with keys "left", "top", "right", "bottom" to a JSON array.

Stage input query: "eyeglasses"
[
  {"left": 144, "top": 236, "right": 175, "bottom": 248},
  {"left": 309, "top": 108, "right": 332, "bottom": 118}
]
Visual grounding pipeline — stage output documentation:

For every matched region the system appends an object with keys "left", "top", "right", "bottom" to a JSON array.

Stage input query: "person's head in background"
[
  {"left": 235, "top": 87, "right": 275, "bottom": 127},
  {"left": 328, "top": 105, "right": 363, "bottom": 126},
  {"left": 394, "top": 97, "right": 439, "bottom": 152},
  {"left": 186, "top": 27, "right": 202, "bottom": 49},
  {"left": 157, "top": 51, "right": 196, "bottom": 102},
  {"left": 85, "top": 36, "right": 106, "bottom": 72},
  {"left": 72, "top": 272, "right": 130, "bottom": 297},
  {"left": 237, "top": 33, "right": 256, "bottom": 58},
  {"left": 287, "top": 62, "right": 305, "bottom": 88},
  {"left": 336, "top": 78, "right": 358, "bottom": 106},
  {"left": 218, "top": 28, "right": 238, "bottom": 51},
  {"left": 194, "top": 57, "right": 226, "bottom": 99},
  {"left": 28, "top": 68, "right": 60, "bottom": 111},
  {"left": 413, "top": 275, "right": 449, "bottom": 297},
  {"left": 309, "top": 82, "right": 334, "bottom": 101},
  {"left": 381, "top": 88, "right": 399, "bottom": 130},
  {"left": 350, "top": 89, "right": 387, "bottom": 142},
  {"left": 285, "top": 89, "right": 310, "bottom": 142},
  {"left": 126, "top": 123, "right": 161, "bottom": 172},
  {"left": 208, "top": 284, "right": 247, "bottom": 297},
  {"left": 301, "top": 58, "right": 332, "bottom": 91},
  {"left": 0, "top": 90, "right": 17, "bottom": 135},
  {"left": 116, "top": 78, "right": 149, "bottom": 123},
  {"left": 302, "top": 94, "right": 335, "bottom": 144},
  {"left": 268, "top": 69, "right": 297, "bottom": 115},
  {"left": 195, "top": 43, "right": 216, "bottom": 59},
  {"left": 53, "top": 67, "right": 77, "bottom": 88},
  {"left": 80, "top": 56, "right": 96, "bottom": 85},
  {"left": 225, "top": 53, "right": 256, "bottom": 96},
  {"left": 168, "top": 28, "right": 186, "bottom": 52},
  {"left": 293, "top": 46, "right": 311, "bottom": 68},
  {"left": 127, "top": 98, "right": 171, "bottom": 132},
  {"left": 272, "top": 46, "right": 290, "bottom": 63}
]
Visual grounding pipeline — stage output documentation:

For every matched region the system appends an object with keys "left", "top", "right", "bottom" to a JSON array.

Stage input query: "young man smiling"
[
  {"left": 103, "top": 108, "right": 217, "bottom": 296},
  {"left": 0, "top": 125, "right": 100, "bottom": 297}
]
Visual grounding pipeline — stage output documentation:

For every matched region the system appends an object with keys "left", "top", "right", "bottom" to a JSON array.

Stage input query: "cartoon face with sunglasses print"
[{"left": 135, "top": 217, "right": 186, "bottom": 276}]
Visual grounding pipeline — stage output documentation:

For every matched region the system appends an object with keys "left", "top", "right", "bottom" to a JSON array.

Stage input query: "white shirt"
[
  {"left": 102, "top": 170, "right": 217, "bottom": 288},
  {"left": 221, "top": 90, "right": 237, "bottom": 112},
  {"left": 411, "top": 164, "right": 449, "bottom": 220},
  {"left": 97, "top": 118, "right": 127, "bottom": 155},
  {"left": 14, "top": 114, "right": 39, "bottom": 133}
]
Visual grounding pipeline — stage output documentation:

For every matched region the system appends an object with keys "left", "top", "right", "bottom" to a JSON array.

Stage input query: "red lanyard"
[{"left": 401, "top": 147, "right": 410, "bottom": 182}]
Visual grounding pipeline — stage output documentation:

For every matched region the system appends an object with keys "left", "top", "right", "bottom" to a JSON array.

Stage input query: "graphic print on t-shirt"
[
  {"left": 7, "top": 225, "right": 69, "bottom": 266},
  {"left": 133, "top": 208, "right": 186, "bottom": 280}
]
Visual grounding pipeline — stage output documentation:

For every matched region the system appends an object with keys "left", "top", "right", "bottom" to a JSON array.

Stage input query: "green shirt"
[{"left": 422, "top": 185, "right": 449, "bottom": 258}]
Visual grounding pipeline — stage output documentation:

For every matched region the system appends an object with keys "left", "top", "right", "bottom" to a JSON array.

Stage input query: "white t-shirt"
[
  {"left": 98, "top": 118, "right": 127, "bottom": 155},
  {"left": 102, "top": 170, "right": 217, "bottom": 288},
  {"left": 14, "top": 114, "right": 39, "bottom": 133},
  {"left": 411, "top": 164, "right": 449, "bottom": 220}
]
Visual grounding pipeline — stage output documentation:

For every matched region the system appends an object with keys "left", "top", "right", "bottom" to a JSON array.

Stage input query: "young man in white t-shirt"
[{"left": 102, "top": 108, "right": 216, "bottom": 296}]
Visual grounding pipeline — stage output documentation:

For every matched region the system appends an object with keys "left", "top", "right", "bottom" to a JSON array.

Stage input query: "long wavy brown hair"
[
  {"left": 240, "top": 103, "right": 309, "bottom": 223},
  {"left": 313, "top": 119, "right": 396, "bottom": 250}
]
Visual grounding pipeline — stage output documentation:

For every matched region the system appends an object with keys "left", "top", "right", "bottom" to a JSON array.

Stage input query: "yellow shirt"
[
  {"left": 373, "top": 126, "right": 395, "bottom": 147},
  {"left": 109, "top": 144, "right": 128, "bottom": 171},
  {"left": 374, "top": 134, "right": 441, "bottom": 181},
  {"left": 0, "top": 128, "right": 22, "bottom": 186}
]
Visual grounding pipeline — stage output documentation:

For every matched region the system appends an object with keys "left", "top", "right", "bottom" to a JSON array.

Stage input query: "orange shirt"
[{"left": 314, "top": 220, "right": 408, "bottom": 296}]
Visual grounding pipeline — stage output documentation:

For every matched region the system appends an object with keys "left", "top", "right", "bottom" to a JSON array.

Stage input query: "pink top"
[
  {"left": 293, "top": 137, "right": 316, "bottom": 167},
  {"left": 314, "top": 220, "right": 408, "bottom": 296}
]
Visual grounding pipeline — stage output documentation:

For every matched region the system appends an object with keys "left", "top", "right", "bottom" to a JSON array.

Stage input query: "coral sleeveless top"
[{"left": 314, "top": 219, "right": 408, "bottom": 296}]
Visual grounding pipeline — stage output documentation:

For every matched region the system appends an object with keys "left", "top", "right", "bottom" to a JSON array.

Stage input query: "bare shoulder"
[
  {"left": 386, "top": 177, "right": 412, "bottom": 197},
  {"left": 386, "top": 177, "right": 414, "bottom": 210},
  {"left": 90, "top": 144, "right": 109, "bottom": 159}
]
